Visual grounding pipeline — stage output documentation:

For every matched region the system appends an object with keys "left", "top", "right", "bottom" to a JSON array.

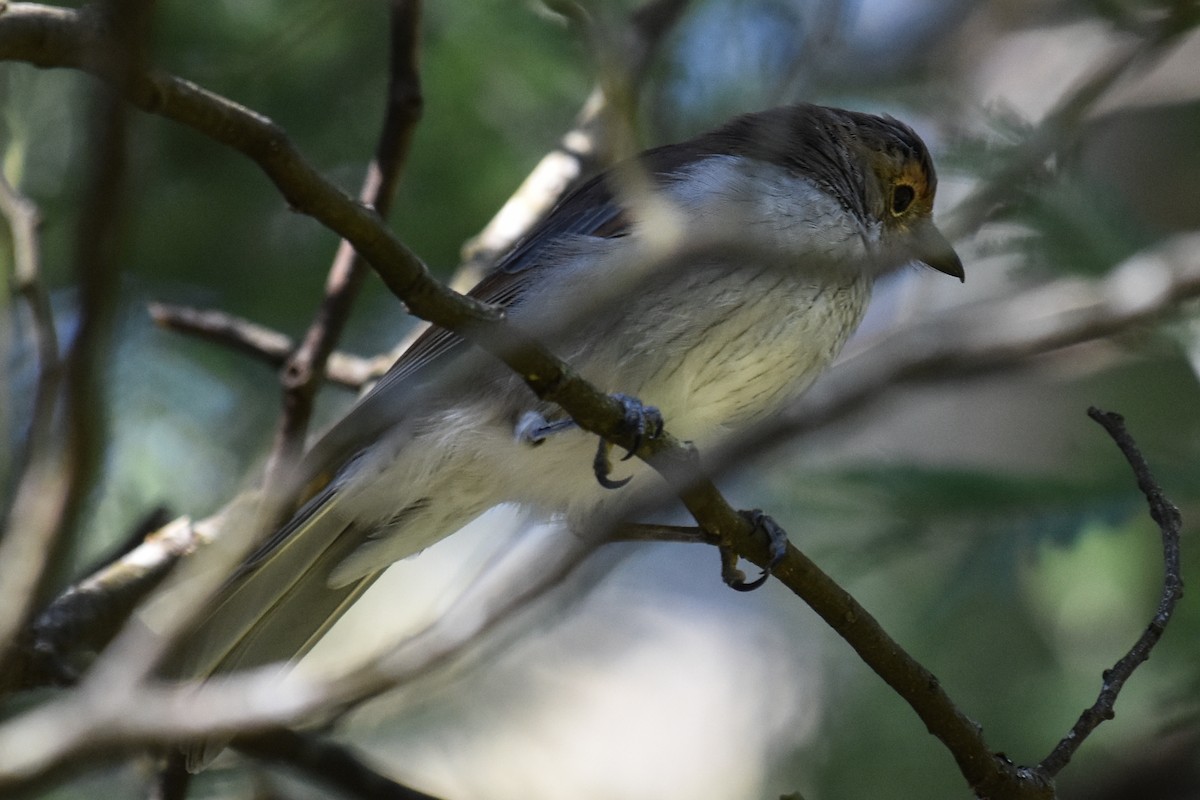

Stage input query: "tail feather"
[{"left": 167, "top": 486, "right": 383, "bottom": 771}]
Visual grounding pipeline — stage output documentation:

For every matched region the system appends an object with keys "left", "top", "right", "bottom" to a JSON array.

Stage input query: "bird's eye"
[{"left": 891, "top": 184, "right": 916, "bottom": 215}]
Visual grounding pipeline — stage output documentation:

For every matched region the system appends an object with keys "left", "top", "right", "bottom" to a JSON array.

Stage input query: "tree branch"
[
  {"left": 1036, "top": 408, "right": 1185, "bottom": 777},
  {"left": 455, "top": 0, "right": 690, "bottom": 287},
  {"left": 0, "top": 0, "right": 153, "bottom": 683},
  {"left": 0, "top": 170, "right": 58, "bottom": 469},
  {"left": 0, "top": 0, "right": 692, "bottom": 697},
  {"left": 148, "top": 302, "right": 376, "bottom": 390},
  {"left": 0, "top": 2, "right": 682, "bottom": 462},
  {"left": 263, "top": 0, "right": 425, "bottom": 486}
]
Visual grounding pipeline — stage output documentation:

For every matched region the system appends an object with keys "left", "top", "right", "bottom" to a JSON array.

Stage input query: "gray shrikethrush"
[{"left": 176, "top": 102, "right": 963, "bottom": 768}]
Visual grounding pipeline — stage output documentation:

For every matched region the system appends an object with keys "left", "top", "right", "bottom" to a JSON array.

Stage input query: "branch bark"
[
  {"left": 263, "top": 0, "right": 425, "bottom": 487},
  {"left": 1036, "top": 408, "right": 1185, "bottom": 777},
  {"left": 148, "top": 302, "right": 375, "bottom": 389}
]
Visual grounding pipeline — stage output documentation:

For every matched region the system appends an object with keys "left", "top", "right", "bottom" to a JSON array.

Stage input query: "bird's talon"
[
  {"left": 598, "top": 472, "right": 632, "bottom": 490},
  {"left": 591, "top": 393, "right": 663, "bottom": 487},
  {"left": 611, "top": 393, "right": 663, "bottom": 460},
  {"left": 719, "top": 545, "right": 768, "bottom": 592},
  {"left": 593, "top": 439, "right": 632, "bottom": 490},
  {"left": 515, "top": 411, "right": 549, "bottom": 446},
  {"left": 719, "top": 511, "right": 790, "bottom": 592},
  {"left": 743, "top": 509, "right": 789, "bottom": 573}
]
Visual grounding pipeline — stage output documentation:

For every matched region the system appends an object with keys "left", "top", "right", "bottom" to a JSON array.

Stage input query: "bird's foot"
[
  {"left": 593, "top": 393, "right": 663, "bottom": 490},
  {"left": 719, "top": 509, "right": 789, "bottom": 592}
]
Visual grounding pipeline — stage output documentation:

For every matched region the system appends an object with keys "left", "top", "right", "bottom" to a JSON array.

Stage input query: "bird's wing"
[
  {"left": 307, "top": 140, "right": 731, "bottom": 477},
  {"left": 172, "top": 169, "right": 647, "bottom": 771},
  {"left": 297, "top": 163, "right": 646, "bottom": 482},
  {"left": 371, "top": 172, "right": 631, "bottom": 392}
]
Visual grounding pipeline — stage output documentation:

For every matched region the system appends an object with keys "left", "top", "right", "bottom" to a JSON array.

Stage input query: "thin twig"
[
  {"left": 0, "top": 3, "right": 694, "bottom": 473},
  {"left": 613, "top": 522, "right": 711, "bottom": 545},
  {"left": 943, "top": 13, "right": 1190, "bottom": 241},
  {"left": 234, "top": 728, "right": 444, "bottom": 800},
  {"left": 1036, "top": 408, "right": 1185, "bottom": 777},
  {"left": 262, "top": 0, "right": 424, "bottom": 487},
  {"left": 148, "top": 302, "right": 374, "bottom": 390}
]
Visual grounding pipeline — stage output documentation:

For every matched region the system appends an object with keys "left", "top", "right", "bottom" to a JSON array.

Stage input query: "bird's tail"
[{"left": 164, "top": 483, "right": 383, "bottom": 771}]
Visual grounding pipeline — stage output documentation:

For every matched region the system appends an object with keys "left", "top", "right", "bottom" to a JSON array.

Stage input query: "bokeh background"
[{"left": 3, "top": 0, "right": 1200, "bottom": 798}]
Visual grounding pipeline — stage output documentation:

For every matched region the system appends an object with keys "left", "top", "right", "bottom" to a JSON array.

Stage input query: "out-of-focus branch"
[
  {"left": 148, "top": 754, "right": 189, "bottom": 800},
  {"left": 0, "top": 3, "right": 498, "bottom": 331},
  {"left": 454, "top": 0, "right": 690, "bottom": 291},
  {"left": 711, "top": 232, "right": 1200, "bottom": 487},
  {"left": 148, "top": 302, "right": 376, "bottom": 390},
  {"left": 3, "top": 516, "right": 201, "bottom": 692},
  {"left": 0, "top": 0, "right": 693, "bottom": 695},
  {"left": 0, "top": 0, "right": 152, "bottom": 684},
  {"left": 5, "top": 234, "right": 1196, "bottom": 794},
  {"left": 0, "top": 527, "right": 599, "bottom": 792},
  {"left": 1036, "top": 408, "right": 1185, "bottom": 777},
  {"left": 0, "top": 171, "right": 58, "bottom": 468},
  {"left": 233, "top": 728, "right": 444, "bottom": 800},
  {"left": 944, "top": 8, "right": 1192, "bottom": 240},
  {"left": 262, "top": 0, "right": 424, "bottom": 487},
  {"left": 0, "top": 4, "right": 659, "bottom": 458}
]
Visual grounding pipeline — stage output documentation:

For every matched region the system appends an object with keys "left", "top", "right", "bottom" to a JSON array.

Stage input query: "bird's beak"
[{"left": 909, "top": 219, "right": 964, "bottom": 282}]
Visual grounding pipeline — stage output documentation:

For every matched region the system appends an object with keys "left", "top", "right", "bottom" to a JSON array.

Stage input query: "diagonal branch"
[
  {"left": 0, "top": 4, "right": 664, "bottom": 455},
  {"left": 0, "top": 0, "right": 693, "bottom": 698}
]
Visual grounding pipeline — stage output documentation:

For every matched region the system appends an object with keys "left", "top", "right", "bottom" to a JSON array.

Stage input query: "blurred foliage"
[{"left": 3, "top": 0, "right": 1200, "bottom": 799}]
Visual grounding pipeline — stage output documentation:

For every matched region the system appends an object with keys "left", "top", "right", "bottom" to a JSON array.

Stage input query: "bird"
[{"left": 173, "top": 102, "right": 963, "bottom": 768}]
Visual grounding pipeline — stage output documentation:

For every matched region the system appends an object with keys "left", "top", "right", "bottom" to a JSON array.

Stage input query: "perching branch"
[{"left": 0, "top": 3, "right": 676, "bottom": 463}]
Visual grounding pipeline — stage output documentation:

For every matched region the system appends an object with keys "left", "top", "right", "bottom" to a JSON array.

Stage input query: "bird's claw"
[
  {"left": 612, "top": 393, "right": 663, "bottom": 461},
  {"left": 594, "top": 439, "right": 632, "bottom": 489},
  {"left": 592, "top": 393, "right": 663, "bottom": 489},
  {"left": 720, "top": 509, "right": 790, "bottom": 592}
]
